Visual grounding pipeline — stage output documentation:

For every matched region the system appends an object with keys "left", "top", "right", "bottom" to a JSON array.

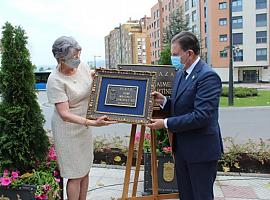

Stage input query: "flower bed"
[{"left": 0, "top": 146, "right": 61, "bottom": 200}]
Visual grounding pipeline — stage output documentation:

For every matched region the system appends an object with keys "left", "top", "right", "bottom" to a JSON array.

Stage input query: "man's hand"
[
  {"left": 146, "top": 119, "right": 165, "bottom": 130},
  {"left": 152, "top": 91, "right": 166, "bottom": 105}
]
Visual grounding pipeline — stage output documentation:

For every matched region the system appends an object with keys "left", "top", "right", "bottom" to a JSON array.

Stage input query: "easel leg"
[
  {"left": 150, "top": 129, "right": 158, "bottom": 197},
  {"left": 122, "top": 124, "right": 137, "bottom": 199},
  {"left": 132, "top": 125, "right": 146, "bottom": 197}
]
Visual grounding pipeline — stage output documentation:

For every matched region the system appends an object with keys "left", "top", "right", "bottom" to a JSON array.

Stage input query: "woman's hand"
[
  {"left": 90, "top": 70, "right": 95, "bottom": 79},
  {"left": 89, "top": 115, "right": 117, "bottom": 127}
]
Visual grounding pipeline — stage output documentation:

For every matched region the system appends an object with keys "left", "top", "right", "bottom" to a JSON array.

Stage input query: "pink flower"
[
  {"left": 35, "top": 194, "right": 48, "bottom": 200},
  {"left": 163, "top": 147, "right": 168, "bottom": 152},
  {"left": 135, "top": 132, "right": 141, "bottom": 142},
  {"left": 55, "top": 178, "right": 61, "bottom": 183},
  {"left": 163, "top": 146, "right": 172, "bottom": 153},
  {"left": 42, "top": 184, "right": 52, "bottom": 191},
  {"left": 3, "top": 170, "right": 9, "bottom": 177},
  {"left": 53, "top": 170, "right": 59, "bottom": 177},
  {"left": 48, "top": 146, "right": 57, "bottom": 161},
  {"left": 145, "top": 133, "right": 151, "bottom": 140},
  {"left": 1, "top": 177, "right": 12, "bottom": 186},
  {"left": 11, "top": 171, "right": 19, "bottom": 179}
]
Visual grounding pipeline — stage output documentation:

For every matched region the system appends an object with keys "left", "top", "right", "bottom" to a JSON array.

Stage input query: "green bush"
[
  {"left": 221, "top": 87, "right": 258, "bottom": 98},
  {"left": 0, "top": 22, "right": 49, "bottom": 172}
]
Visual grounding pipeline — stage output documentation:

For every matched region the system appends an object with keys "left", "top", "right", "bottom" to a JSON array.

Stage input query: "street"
[{"left": 38, "top": 91, "right": 270, "bottom": 144}]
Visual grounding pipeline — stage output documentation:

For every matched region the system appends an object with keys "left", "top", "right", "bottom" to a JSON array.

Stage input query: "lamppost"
[
  {"left": 228, "top": 0, "right": 234, "bottom": 106},
  {"left": 222, "top": 44, "right": 241, "bottom": 106},
  {"left": 94, "top": 55, "right": 101, "bottom": 69}
]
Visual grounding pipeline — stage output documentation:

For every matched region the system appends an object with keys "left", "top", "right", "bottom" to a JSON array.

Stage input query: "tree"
[
  {"left": 158, "top": 45, "right": 171, "bottom": 65},
  {"left": 0, "top": 22, "right": 49, "bottom": 172},
  {"left": 163, "top": 7, "right": 189, "bottom": 46},
  {"left": 159, "top": 7, "right": 189, "bottom": 65}
]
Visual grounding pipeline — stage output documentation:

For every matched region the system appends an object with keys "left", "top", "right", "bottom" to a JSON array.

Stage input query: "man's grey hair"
[{"left": 52, "top": 36, "right": 81, "bottom": 63}]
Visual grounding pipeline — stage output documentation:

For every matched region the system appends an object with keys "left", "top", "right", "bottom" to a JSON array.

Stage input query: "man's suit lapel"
[
  {"left": 174, "top": 60, "right": 203, "bottom": 103},
  {"left": 172, "top": 70, "right": 184, "bottom": 99}
]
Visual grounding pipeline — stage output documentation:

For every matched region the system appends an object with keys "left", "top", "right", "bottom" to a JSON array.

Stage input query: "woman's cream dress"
[{"left": 47, "top": 63, "right": 93, "bottom": 179}]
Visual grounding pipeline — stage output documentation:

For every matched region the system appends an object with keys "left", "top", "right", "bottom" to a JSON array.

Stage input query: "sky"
[{"left": 0, "top": 0, "right": 157, "bottom": 67}]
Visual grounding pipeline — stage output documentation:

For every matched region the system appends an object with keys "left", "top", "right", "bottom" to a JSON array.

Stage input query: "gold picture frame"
[{"left": 86, "top": 69, "right": 157, "bottom": 124}]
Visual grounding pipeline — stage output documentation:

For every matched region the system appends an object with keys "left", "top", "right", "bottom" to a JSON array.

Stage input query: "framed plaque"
[{"left": 86, "top": 69, "right": 157, "bottom": 124}]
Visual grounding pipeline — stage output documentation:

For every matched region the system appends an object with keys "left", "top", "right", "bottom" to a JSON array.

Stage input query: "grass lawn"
[{"left": 220, "top": 90, "right": 270, "bottom": 107}]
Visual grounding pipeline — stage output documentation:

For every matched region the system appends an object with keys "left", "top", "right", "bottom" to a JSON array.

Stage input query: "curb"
[{"left": 92, "top": 164, "right": 270, "bottom": 178}]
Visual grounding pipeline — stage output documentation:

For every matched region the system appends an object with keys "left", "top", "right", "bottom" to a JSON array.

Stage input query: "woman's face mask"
[{"left": 64, "top": 58, "right": 81, "bottom": 68}]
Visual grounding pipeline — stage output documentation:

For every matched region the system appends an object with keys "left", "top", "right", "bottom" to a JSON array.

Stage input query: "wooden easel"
[{"left": 119, "top": 123, "right": 179, "bottom": 200}]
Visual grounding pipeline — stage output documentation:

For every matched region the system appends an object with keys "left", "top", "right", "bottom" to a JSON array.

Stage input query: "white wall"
[
  {"left": 262, "top": 67, "right": 270, "bottom": 82},
  {"left": 232, "top": 1, "right": 269, "bottom": 67},
  {"left": 213, "top": 67, "right": 238, "bottom": 82}
]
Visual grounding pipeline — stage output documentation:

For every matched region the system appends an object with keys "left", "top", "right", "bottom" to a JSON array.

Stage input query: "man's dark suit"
[{"left": 163, "top": 59, "right": 223, "bottom": 200}]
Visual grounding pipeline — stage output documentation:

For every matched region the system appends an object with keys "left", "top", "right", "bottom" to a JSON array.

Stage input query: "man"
[{"left": 146, "top": 31, "right": 223, "bottom": 200}]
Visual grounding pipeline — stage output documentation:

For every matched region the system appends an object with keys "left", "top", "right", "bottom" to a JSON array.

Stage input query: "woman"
[{"left": 47, "top": 36, "right": 116, "bottom": 200}]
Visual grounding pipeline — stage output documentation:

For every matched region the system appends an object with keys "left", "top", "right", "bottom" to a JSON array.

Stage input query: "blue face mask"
[{"left": 171, "top": 56, "right": 184, "bottom": 69}]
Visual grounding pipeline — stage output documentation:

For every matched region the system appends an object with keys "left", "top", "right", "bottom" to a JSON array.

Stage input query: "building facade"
[
  {"left": 206, "top": 0, "right": 269, "bottom": 82},
  {"left": 105, "top": 18, "right": 151, "bottom": 69}
]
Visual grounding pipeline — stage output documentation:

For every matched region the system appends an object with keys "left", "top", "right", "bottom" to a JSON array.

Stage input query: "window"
[
  {"left": 165, "top": 4, "right": 168, "bottom": 10},
  {"left": 219, "top": 2, "right": 227, "bottom": 10},
  {"left": 219, "top": 34, "right": 228, "bottom": 42},
  {"left": 185, "top": 0, "right": 189, "bottom": 11},
  {"left": 205, "top": 37, "right": 207, "bottom": 48},
  {"left": 232, "top": 0, "right": 242, "bottom": 12},
  {"left": 219, "top": 18, "right": 227, "bottom": 26},
  {"left": 204, "top": 7, "right": 207, "bottom": 18},
  {"left": 220, "top": 51, "right": 228, "bottom": 58},
  {"left": 185, "top": 14, "right": 190, "bottom": 24},
  {"left": 204, "top": 22, "right": 207, "bottom": 33},
  {"left": 234, "top": 49, "right": 243, "bottom": 61},
  {"left": 192, "top": 25, "right": 197, "bottom": 33},
  {"left": 192, "top": 0, "right": 196, "bottom": 7},
  {"left": 256, "top": 0, "right": 267, "bottom": 9},
  {"left": 192, "top": 10, "right": 197, "bottom": 22},
  {"left": 256, "top": 31, "right": 267, "bottom": 43},
  {"left": 232, "top": 16, "right": 243, "bottom": 29},
  {"left": 233, "top": 33, "right": 243, "bottom": 45},
  {"left": 256, "top": 14, "right": 267, "bottom": 27},
  {"left": 256, "top": 48, "right": 267, "bottom": 61}
]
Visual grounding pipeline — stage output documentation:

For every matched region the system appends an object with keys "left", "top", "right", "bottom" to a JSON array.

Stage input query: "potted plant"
[{"left": 0, "top": 22, "right": 61, "bottom": 199}]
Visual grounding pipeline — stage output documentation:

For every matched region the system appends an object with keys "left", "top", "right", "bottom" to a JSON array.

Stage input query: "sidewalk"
[{"left": 63, "top": 165, "right": 270, "bottom": 200}]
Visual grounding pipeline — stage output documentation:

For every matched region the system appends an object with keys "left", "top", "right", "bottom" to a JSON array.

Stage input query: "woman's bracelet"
[{"left": 84, "top": 118, "right": 89, "bottom": 129}]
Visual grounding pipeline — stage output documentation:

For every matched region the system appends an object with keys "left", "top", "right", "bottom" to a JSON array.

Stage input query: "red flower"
[
  {"left": 55, "top": 178, "right": 61, "bottom": 183},
  {"left": 11, "top": 171, "right": 19, "bottom": 179},
  {"left": 0, "top": 177, "right": 12, "bottom": 186},
  {"left": 53, "top": 170, "right": 59, "bottom": 177},
  {"left": 3, "top": 170, "right": 9, "bottom": 177},
  {"left": 42, "top": 184, "right": 52, "bottom": 191},
  {"left": 35, "top": 194, "right": 48, "bottom": 200},
  {"left": 145, "top": 133, "right": 151, "bottom": 140},
  {"left": 48, "top": 146, "right": 57, "bottom": 161},
  {"left": 135, "top": 132, "right": 141, "bottom": 142}
]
